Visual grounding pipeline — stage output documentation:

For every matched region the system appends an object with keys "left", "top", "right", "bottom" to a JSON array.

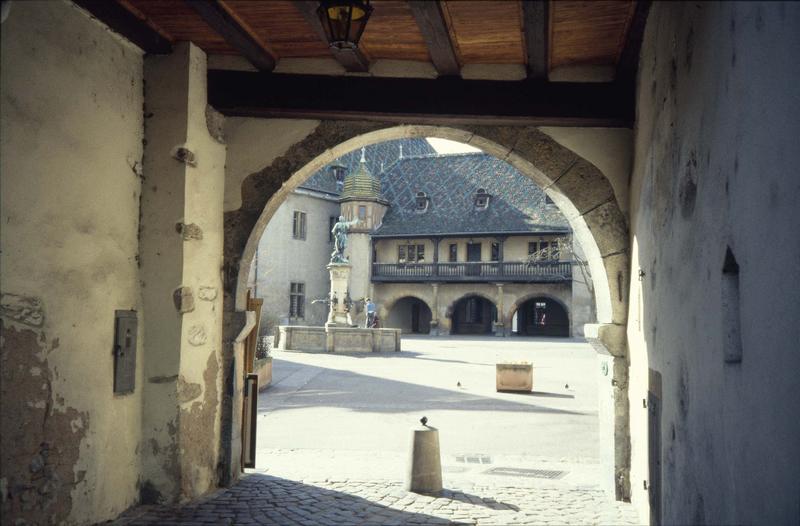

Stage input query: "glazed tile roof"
[
  {"left": 300, "top": 139, "right": 570, "bottom": 236},
  {"left": 300, "top": 138, "right": 436, "bottom": 195},
  {"left": 374, "top": 153, "right": 570, "bottom": 237}
]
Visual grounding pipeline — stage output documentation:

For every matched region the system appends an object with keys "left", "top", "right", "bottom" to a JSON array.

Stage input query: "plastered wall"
[
  {"left": 0, "top": 1, "right": 145, "bottom": 522},
  {"left": 252, "top": 192, "right": 339, "bottom": 331},
  {"left": 627, "top": 3, "right": 800, "bottom": 524},
  {"left": 138, "top": 42, "right": 226, "bottom": 503}
]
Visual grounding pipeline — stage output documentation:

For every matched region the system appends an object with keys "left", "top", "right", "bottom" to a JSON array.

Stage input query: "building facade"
[{"left": 253, "top": 139, "right": 595, "bottom": 337}]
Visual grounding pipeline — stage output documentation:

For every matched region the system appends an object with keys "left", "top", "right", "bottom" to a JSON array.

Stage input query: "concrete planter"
[
  {"left": 496, "top": 362, "right": 533, "bottom": 392},
  {"left": 254, "top": 357, "right": 272, "bottom": 391}
]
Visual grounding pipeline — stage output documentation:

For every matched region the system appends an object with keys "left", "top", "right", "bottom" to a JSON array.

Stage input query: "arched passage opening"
[
  {"left": 512, "top": 296, "right": 570, "bottom": 337},
  {"left": 385, "top": 296, "right": 432, "bottom": 334},
  {"left": 224, "top": 123, "right": 631, "bottom": 499},
  {"left": 450, "top": 294, "right": 497, "bottom": 335}
]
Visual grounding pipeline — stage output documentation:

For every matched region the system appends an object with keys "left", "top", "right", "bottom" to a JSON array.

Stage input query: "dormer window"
[
  {"left": 415, "top": 191, "right": 429, "bottom": 212},
  {"left": 474, "top": 188, "right": 490, "bottom": 209}
]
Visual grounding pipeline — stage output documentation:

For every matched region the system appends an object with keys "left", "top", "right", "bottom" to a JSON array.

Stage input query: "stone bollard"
[{"left": 405, "top": 417, "right": 442, "bottom": 493}]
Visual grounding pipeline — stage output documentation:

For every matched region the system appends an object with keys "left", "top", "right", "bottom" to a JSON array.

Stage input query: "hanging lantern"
[{"left": 316, "top": 0, "right": 373, "bottom": 50}]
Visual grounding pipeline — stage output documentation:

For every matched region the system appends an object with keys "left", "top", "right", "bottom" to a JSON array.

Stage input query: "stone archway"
[
  {"left": 508, "top": 292, "right": 571, "bottom": 335},
  {"left": 384, "top": 296, "right": 433, "bottom": 334},
  {"left": 511, "top": 295, "right": 571, "bottom": 337},
  {"left": 448, "top": 293, "right": 498, "bottom": 335},
  {"left": 222, "top": 122, "right": 631, "bottom": 498}
]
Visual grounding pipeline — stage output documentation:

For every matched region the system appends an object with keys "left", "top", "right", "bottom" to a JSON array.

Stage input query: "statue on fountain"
[{"left": 330, "top": 215, "right": 360, "bottom": 264}]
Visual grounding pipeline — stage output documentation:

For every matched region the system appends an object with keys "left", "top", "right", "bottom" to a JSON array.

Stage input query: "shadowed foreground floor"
[{"left": 112, "top": 473, "right": 640, "bottom": 526}]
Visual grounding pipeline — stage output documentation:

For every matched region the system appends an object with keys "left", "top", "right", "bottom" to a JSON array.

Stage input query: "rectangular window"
[
  {"left": 329, "top": 216, "right": 336, "bottom": 243},
  {"left": 289, "top": 282, "right": 305, "bottom": 318},
  {"left": 449, "top": 243, "right": 457, "bottom": 262},
  {"left": 292, "top": 211, "right": 307, "bottom": 240},
  {"left": 528, "top": 241, "right": 538, "bottom": 255},
  {"left": 358, "top": 205, "right": 367, "bottom": 220},
  {"left": 491, "top": 242, "right": 500, "bottom": 262},
  {"left": 398, "top": 244, "right": 426, "bottom": 263}
]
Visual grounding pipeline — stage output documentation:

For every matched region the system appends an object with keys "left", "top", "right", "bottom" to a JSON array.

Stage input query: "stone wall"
[
  {"left": 0, "top": 1, "right": 145, "bottom": 522},
  {"left": 627, "top": 3, "right": 800, "bottom": 524}
]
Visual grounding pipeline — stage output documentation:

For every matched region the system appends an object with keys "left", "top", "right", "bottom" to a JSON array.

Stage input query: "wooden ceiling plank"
[
  {"left": 187, "top": 0, "right": 276, "bottom": 71},
  {"left": 408, "top": 1, "right": 460, "bottom": 77},
  {"left": 207, "top": 70, "right": 633, "bottom": 127},
  {"left": 74, "top": 0, "right": 172, "bottom": 54},
  {"left": 292, "top": 0, "right": 370, "bottom": 72},
  {"left": 616, "top": 0, "right": 651, "bottom": 84},
  {"left": 522, "top": 0, "right": 548, "bottom": 78}
]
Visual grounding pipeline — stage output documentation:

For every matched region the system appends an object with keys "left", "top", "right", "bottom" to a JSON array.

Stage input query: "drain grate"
[
  {"left": 484, "top": 467, "right": 567, "bottom": 479},
  {"left": 455, "top": 454, "right": 492, "bottom": 465}
]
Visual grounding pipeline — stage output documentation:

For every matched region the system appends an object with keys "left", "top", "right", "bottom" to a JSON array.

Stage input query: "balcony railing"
[{"left": 371, "top": 261, "right": 572, "bottom": 283}]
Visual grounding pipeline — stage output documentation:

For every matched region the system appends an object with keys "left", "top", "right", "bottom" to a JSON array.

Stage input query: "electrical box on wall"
[{"left": 113, "top": 310, "right": 138, "bottom": 394}]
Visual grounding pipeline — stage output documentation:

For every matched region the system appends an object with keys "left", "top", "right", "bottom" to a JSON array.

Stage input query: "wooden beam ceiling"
[
  {"left": 187, "top": 0, "right": 276, "bottom": 71},
  {"left": 408, "top": 1, "right": 460, "bottom": 77},
  {"left": 522, "top": 0, "right": 548, "bottom": 79},
  {"left": 74, "top": 0, "right": 172, "bottom": 55},
  {"left": 207, "top": 70, "right": 633, "bottom": 127},
  {"left": 292, "top": 0, "right": 370, "bottom": 72}
]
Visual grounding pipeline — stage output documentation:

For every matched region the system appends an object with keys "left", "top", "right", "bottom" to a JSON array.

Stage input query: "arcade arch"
[
  {"left": 448, "top": 293, "right": 498, "bottom": 335},
  {"left": 510, "top": 295, "right": 570, "bottom": 337},
  {"left": 224, "top": 122, "right": 631, "bottom": 498},
  {"left": 385, "top": 296, "right": 433, "bottom": 334}
]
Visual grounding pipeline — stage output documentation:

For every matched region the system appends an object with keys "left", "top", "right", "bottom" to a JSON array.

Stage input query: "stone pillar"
[
  {"left": 139, "top": 42, "right": 226, "bottom": 502},
  {"left": 494, "top": 283, "right": 505, "bottom": 336},
  {"left": 326, "top": 262, "right": 353, "bottom": 327},
  {"left": 432, "top": 237, "right": 440, "bottom": 277},
  {"left": 430, "top": 283, "right": 440, "bottom": 336}
]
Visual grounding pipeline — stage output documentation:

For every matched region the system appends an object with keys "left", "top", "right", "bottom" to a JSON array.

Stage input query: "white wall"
[
  {"left": 253, "top": 192, "right": 340, "bottom": 331},
  {"left": 0, "top": 1, "right": 144, "bottom": 522},
  {"left": 628, "top": 3, "right": 800, "bottom": 524}
]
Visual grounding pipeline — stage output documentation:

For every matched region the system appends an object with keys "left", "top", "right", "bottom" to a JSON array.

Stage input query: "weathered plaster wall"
[
  {"left": 0, "top": 1, "right": 144, "bottom": 523},
  {"left": 539, "top": 127, "right": 633, "bottom": 218},
  {"left": 139, "top": 42, "right": 226, "bottom": 503},
  {"left": 224, "top": 118, "right": 320, "bottom": 211},
  {"left": 628, "top": 3, "right": 800, "bottom": 524},
  {"left": 251, "top": 192, "right": 339, "bottom": 331}
]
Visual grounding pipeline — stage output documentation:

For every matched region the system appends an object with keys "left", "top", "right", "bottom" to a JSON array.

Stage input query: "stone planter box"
[
  {"left": 254, "top": 357, "right": 272, "bottom": 392},
  {"left": 496, "top": 362, "right": 533, "bottom": 392}
]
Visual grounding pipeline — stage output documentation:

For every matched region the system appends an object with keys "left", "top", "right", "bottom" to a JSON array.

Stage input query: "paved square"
[{"left": 114, "top": 336, "right": 642, "bottom": 525}]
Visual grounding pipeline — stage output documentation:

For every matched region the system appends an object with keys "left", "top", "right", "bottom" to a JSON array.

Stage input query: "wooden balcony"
[{"left": 371, "top": 261, "right": 572, "bottom": 283}]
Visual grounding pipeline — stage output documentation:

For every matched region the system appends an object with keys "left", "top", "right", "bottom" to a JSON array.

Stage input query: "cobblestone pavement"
[{"left": 114, "top": 474, "right": 641, "bottom": 525}]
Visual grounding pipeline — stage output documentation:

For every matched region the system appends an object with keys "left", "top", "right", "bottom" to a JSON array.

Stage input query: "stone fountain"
[{"left": 276, "top": 216, "right": 401, "bottom": 353}]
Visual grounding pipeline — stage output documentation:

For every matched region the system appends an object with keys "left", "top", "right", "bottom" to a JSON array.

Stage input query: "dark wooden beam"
[
  {"left": 187, "top": 0, "right": 276, "bottom": 71},
  {"left": 408, "top": 1, "right": 460, "bottom": 77},
  {"left": 207, "top": 70, "right": 634, "bottom": 127},
  {"left": 73, "top": 0, "right": 172, "bottom": 54},
  {"left": 522, "top": 0, "right": 549, "bottom": 79},
  {"left": 616, "top": 0, "right": 652, "bottom": 84},
  {"left": 292, "top": 0, "right": 370, "bottom": 73}
]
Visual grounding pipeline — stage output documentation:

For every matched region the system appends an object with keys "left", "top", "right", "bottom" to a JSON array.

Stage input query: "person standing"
[{"left": 365, "top": 298, "right": 376, "bottom": 328}]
